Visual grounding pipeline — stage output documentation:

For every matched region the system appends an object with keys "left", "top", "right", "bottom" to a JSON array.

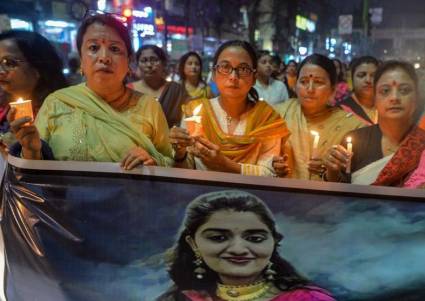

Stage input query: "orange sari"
[{"left": 183, "top": 98, "right": 290, "bottom": 165}]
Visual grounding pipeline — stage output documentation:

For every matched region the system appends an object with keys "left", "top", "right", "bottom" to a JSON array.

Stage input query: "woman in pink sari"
[{"left": 157, "top": 190, "right": 335, "bottom": 301}]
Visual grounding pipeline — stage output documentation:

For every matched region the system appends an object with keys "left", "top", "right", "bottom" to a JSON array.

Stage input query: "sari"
[
  {"left": 184, "top": 81, "right": 212, "bottom": 100},
  {"left": 183, "top": 98, "right": 290, "bottom": 176},
  {"left": 338, "top": 94, "right": 377, "bottom": 125},
  {"left": 372, "top": 126, "right": 425, "bottom": 186},
  {"left": 129, "top": 81, "right": 189, "bottom": 128},
  {"left": 35, "top": 84, "right": 172, "bottom": 166},
  {"left": 275, "top": 99, "right": 365, "bottom": 180}
]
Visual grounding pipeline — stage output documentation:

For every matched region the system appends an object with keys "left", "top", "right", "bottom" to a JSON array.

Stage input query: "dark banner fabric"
[{"left": 1, "top": 157, "right": 425, "bottom": 301}]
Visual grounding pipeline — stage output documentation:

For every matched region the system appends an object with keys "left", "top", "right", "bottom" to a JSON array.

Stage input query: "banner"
[{"left": 1, "top": 156, "right": 425, "bottom": 301}]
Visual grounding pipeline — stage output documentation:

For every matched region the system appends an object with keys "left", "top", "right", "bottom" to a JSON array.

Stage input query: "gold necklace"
[{"left": 216, "top": 280, "right": 271, "bottom": 301}]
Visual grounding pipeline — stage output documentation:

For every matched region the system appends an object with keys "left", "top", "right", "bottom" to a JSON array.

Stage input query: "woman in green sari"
[{"left": 8, "top": 13, "right": 172, "bottom": 168}]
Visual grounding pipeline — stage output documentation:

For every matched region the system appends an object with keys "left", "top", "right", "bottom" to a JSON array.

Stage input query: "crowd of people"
[
  {"left": 0, "top": 11, "right": 424, "bottom": 301},
  {"left": 0, "top": 12, "right": 424, "bottom": 186}
]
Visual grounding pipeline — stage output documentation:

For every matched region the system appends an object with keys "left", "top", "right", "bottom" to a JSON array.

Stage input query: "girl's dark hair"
[
  {"left": 257, "top": 50, "right": 271, "bottom": 60},
  {"left": 374, "top": 60, "right": 424, "bottom": 122},
  {"left": 164, "top": 190, "right": 309, "bottom": 297},
  {"left": 212, "top": 40, "right": 259, "bottom": 102},
  {"left": 297, "top": 54, "right": 337, "bottom": 87},
  {"left": 350, "top": 56, "right": 379, "bottom": 80},
  {"left": 287, "top": 60, "right": 297, "bottom": 68},
  {"left": 135, "top": 44, "right": 168, "bottom": 66},
  {"left": 178, "top": 51, "right": 203, "bottom": 83},
  {"left": 76, "top": 14, "right": 133, "bottom": 57},
  {"left": 0, "top": 30, "right": 67, "bottom": 105},
  {"left": 332, "top": 58, "right": 345, "bottom": 82}
]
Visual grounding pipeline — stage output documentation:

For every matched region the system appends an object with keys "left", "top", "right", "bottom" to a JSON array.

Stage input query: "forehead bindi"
[{"left": 377, "top": 69, "right": 414, "bottom": 88}]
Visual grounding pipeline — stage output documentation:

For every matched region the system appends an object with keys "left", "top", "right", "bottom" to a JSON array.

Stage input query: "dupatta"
[
  {"left": 372, "top": 126, "right": 425, "bottom": 186},
  {"left": 183, "top": 98, "right": 290, "bottom": 165},
  {"left": 41, "top": 84, "right": 171, "bottom": 166}
]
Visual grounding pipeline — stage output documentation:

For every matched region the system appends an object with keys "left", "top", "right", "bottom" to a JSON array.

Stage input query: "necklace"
[
  {"left": 216, "top": 280, "right": 271, "bottom": 301},
  {"left": 225, "top": 115, "right": 233, "bottom": 128}
]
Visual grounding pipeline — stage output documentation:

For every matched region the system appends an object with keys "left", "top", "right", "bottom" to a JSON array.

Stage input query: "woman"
[
  {"left": 254, "top": 51, "right": 289, "bottom": 105},
  {"left": 8, "top": 13, "right": 172, "bottom": 168},
  {"left": 324, "top": 60, "right": 425, "bottom": 186},
  {"left": 283, "top": 60, "right": 297, "bottom": 98},
  {"left": 170, "top": 40, "right": 290, "bottom": 177},
  {"left": 331, "top": 58, "right": 349, "bottom": 105},
  {"left": 337, "top": 56, "right": 379, "bottom": 125},
  {"left": 158, "top": 190, "right": 335, "bottom": 301},
  {"left": 273, "top": 54, "right": 364, "bottom": 180},
  {"left": 178, "top": 51, "right": 212, "bottom": 100},
  {"left": 128, "top": 45, "right": 188, "bottom": 127},
  {"left": 0, "top": 30, "right": 67, "bottom": 150}
]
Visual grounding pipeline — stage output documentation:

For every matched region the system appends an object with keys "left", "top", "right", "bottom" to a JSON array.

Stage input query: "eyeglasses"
[
  {"left": 0, "top": 57, "right": 25, "bottom": 72},
  {"left": 214, "top": 63, "right": 255, "bottom": 77},
  {"left": 139, "top": 56, "right": 161, "bottom": 65}
]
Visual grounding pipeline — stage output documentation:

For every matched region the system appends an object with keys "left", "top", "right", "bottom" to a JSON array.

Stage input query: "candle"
[
  {"left": 9, "top": 98, "right": 33, "bottom": 125},
  {"left": 184, "top": 104, "right": 203, "bottom": 136},
  {"left": 346, "top": 136, "right": 353, "bottom": 173},
  {"left": 310, "top": 130, "right": 320, "bottom": 159}
]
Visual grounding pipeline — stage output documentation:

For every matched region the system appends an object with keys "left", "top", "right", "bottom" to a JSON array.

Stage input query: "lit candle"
[
  {"left": 184, "top": 104, "right": 203, "bottom": 136},
  {"left": 346, "top": 136, "right": 353, "bottom": 173},
  {"left": 9, "top": 98, "right": 33, "bottom": 125},
  {"left": 310, "top": 130, "right": 320, "bottom": 159}
]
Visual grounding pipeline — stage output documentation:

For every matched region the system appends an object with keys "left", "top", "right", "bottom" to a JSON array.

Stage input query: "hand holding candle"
[
  {"left": 346, "top": 136, "right": 353, "bottom": 173},
  {"left": 310, "top": 130, "right": 320, "bottom": 159},
  {"left": 9, "top": 98, "right": 34, "bottom": 125},
  {"left": 184, "top": 104, "right": 203, "bottom": 136}
]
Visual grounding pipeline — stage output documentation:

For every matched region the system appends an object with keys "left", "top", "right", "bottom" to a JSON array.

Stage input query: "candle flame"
[
  {"left": 310, "top": 130, "right": 319, "bottom": 136},
  {"left": 346, "top": 136, "right": 352, "bottom": 143},
  {"left": 16, "top": 97, "right": 24, "bottom": 103},
  {"left": 193, "top": 104, "right": 203, "bottom": 116}
]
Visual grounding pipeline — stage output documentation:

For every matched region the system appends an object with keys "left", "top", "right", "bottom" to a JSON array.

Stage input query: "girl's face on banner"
[{"left": 192, "top": 210, "right": 274, "bottom": 285}]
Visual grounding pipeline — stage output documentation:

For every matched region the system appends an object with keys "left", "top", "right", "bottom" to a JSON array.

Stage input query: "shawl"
[
  {"left": 36, "top": 84, "right": 171, "bottom": 166},
  {"left": 372, "top": 126, "right": 425, "bottom": 186},
  {"left": 183, "top": 98, "right": 290, "bottom": 165}
]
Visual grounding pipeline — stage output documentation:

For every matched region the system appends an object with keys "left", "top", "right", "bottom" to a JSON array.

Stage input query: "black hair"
[
  {"left": 286, "top": 60, "right": 297, "bottom": 68},
  {"left": 163, "top": 190, "right": 309, "bottom": 298},
  {"left": 350, "top": 56, "right": 379, "bottom": 81},
  {"left": 271, "top": 54, "right": 282, "bottom": 66},
  {"left": 257, "top": 50, "right": 271, "bottom": 60},
  {"left": 374, "top": 60, "right": 423, "bottom": 122},
  {"left": 76, "top": 14, "right": 133, "bottom": 57},
  {"left": 332, "top": 58, "right": 345, "bottom": 82},
  {"left": 297, "top": 54, "right": 337, "bottom": 87},
  {"left": 178, "top": 51, "right": 203, "bottom": 83},
  {"left": 135, "top": 44, "right": 168, "bottom": 66},
  {"left": 212, "top": 40, "right": 259, "bottom": 102},
  {"left": 0, "top": 30, "right": 67, "bottom": 105}
]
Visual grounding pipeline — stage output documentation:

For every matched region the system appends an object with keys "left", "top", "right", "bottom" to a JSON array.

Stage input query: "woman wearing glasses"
[
  {"left": 0, "top": 30, "right": 67, "bottom": 151},
  {"left": 273, "top": 54, "right": 364, "bottom": 180},
  {"left": 7, "top": 14, "right": 172, "bottom": 168},
  {"left": 128, "top": 45, "right": 188, "bottom": 128},
  {"left": 169, "top": 40, "right": 290, "bottom": 176}
]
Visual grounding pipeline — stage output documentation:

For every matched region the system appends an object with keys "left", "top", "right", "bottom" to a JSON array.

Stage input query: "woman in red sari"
[{"left": 323, "top": 60, "right": 425, "bottom": 186}]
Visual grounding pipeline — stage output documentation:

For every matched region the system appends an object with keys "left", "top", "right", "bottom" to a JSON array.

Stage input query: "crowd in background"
[
  {"left": 0, "top": 11, "right": 425, "bottom": 301},
  {"left": 0, "top": 12, "right": 424, "bottom": 189}
]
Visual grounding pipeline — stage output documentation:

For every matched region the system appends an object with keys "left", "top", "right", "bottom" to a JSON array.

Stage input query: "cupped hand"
[
  {"left": 308, "top": 157, "right": 326, "bottom": 176},
  {"left": 121, "top": 146, "right": 156, "bottom": 170},
  {"left": 323, "top": 144, "right": 351, "bottom": 181},
  {"left": 169, "top": 126, "right": 194, "bottom": 160},
  {"left": 190, "top": 136, "right": 239, "bottom": 173},
  {"left": 272, "top": 154, "right": 291, "bottom": 177},
  {"left": 8, "top": 107, "right": 41, "bottom": 159}
]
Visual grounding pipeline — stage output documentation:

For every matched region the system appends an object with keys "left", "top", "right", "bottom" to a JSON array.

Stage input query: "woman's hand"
[
  {"left": 7, "top": 107, "right": 42, "bottom": 159},
  {"left": 121, "top": 146, "right": 156, "bottom": 170},
  {"left": 323, "top": 145, "right": 351, "bottom": 181},
  {"left": 308, "top": 157, "right": 326, "bottom": 177},
  {"left": 169, "top": 126, "right": 194, "bottom": 161},
  {"left": 272, "top": 155, "right": 291, "bottom": 177},
  {"left": 190, "top": 137, "right": 240, "bottom": 173}
]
